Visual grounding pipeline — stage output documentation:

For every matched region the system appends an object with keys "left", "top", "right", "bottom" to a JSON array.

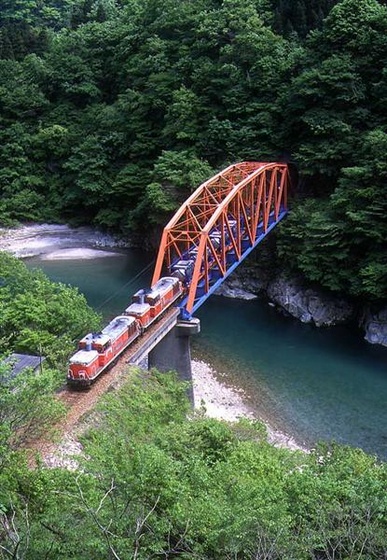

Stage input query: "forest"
[
  {"left": 0, "top": 0, "right": 386, "bottom": 301},
  {"left": 2, "top": 364, "right": 387, "bottom": 559},
  {"left": 1, "top": 0, "right": 387, "bottom": 557}
]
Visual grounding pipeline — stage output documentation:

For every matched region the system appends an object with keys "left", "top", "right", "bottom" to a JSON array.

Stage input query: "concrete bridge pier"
[{"left": 148, "top": 318, "right": 200, "bottom": 404}]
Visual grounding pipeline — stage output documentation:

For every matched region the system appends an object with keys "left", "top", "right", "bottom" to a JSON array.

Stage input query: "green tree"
[
  {"left": 0, "top": 252, "right": 101, "bottom": 362},
  {"left": 287, "top": 443, "right": 387, "bottom": 558},
  {"left": 0, "top": 360, "right": 65, "bottom": 453},
  {"left": 1, "top": 370, "right": 387, "bottom": 558},
  {"left": 276, "top": 0, "right": 387, "bottom": 301},
  {"left": 139, "top": 150, "right": 213, "bottom": 225},
  {"left": 271, "top": 0, "right": 339, "bottom": 38}
]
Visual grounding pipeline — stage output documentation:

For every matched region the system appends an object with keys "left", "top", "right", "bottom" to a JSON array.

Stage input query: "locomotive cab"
[
  {"left": 87, "top": 332, "right": 113, "bottom": 366},
  {"left": 78, "top": 333, "right": 93, "bottom": 350},
  {"left": 68, "top": 349, "right": 100, "bottom": 387},
  {"left": 145, "top": 277, "right": 181, "bottom": 318},
  {"left": 124, "top": 302, "right": 152, "bottom": 329},
  {"left": 145, "top": 292, "right": 162, "bottom": 317},
  {"left": 93, "top": 337, "right": 111, "bottom": 353}
]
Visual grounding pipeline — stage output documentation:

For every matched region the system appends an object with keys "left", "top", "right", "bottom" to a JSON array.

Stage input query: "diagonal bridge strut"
[{"left": 152, "top": 161, "right": 291, "bottom": 319}]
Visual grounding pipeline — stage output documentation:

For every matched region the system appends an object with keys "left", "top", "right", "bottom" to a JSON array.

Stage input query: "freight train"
[
  {"left": 67, "top": 222, "right": 233, "bottom": 388},
  {"left": 67, "top": 275, "right": 183, "bottom": 388}
]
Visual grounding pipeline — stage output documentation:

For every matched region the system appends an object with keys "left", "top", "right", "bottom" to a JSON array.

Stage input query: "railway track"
[{"left": 26, "top": 307, "right": 180, "bottom": 466}]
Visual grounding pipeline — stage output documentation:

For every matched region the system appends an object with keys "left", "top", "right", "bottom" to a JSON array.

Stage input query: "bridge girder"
[{"left": 152, "top": 162, "right": 290, "bottom": 316}]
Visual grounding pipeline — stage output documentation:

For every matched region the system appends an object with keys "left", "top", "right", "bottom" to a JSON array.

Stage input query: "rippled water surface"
[{"left": 27, "top": 251, "right": 387, "bottom": 459}]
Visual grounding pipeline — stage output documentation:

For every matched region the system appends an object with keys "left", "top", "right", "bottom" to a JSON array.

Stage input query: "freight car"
[{"left": 67, "top": 276, "right": 182, "bottom": 388}]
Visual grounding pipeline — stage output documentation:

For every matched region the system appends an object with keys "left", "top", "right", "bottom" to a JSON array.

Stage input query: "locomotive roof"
[
  {"left": 148, "top": 276, "right": 179, "bottom": 297},
  {"left": 102, "top": 316, "right": 136, "bottom": 340},
  {"left": 125, "top": 302, "right": 150, "bottom": 315},
  {"left": 91, "top": 332, "right": 110, "bottom": 346},
  {"left": 70, "top": 350, "right": 99, "bottom": 365},
  {"left": 153, "top": 276, "right": 179, "bottom": 286}
]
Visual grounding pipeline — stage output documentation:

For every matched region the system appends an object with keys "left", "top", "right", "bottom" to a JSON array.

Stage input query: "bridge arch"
[{"left": 152, "top": 161, "right": 291, "bottom": 318}]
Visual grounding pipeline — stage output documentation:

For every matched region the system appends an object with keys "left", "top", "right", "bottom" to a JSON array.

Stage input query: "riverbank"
[
  {"left": 43, "top": 359, "right": 307, "bottom": 469},
  {"left": 0, "top": 223, "right": 125, "bottom": 258},
  {"left": 1, "top": 224, "right": 306, "bottom": 454},
  {"left": 191, "top": 359, "right": 308, "bottom": 452}
]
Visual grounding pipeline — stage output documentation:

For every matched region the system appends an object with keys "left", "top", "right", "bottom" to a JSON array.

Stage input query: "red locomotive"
[{"left": 67, "top": 276, "right": 182, "bottom": 388}]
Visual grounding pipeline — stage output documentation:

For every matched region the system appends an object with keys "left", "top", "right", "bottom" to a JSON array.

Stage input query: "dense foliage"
[
  {"left": 0, "top": 0, "right": 386, "bottom": 301},
  {"left": 0, "top": 251, "right": 99, "bottom": 479},
  {"left": 1, "top": 370, "right": 386, "bottom": 559},
  {"left": 0, "top": 252, "right": 101, "bottom": 362},
  {"left": 0, "top": 360, "right": 65, "bottom": 457},
  {"left": 1, "top": 3, "right": 386, "bottom": 556}
]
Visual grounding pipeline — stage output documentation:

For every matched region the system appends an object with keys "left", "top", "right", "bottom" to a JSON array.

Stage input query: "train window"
[
  {"left": 95, "top": 341, "right": 111, "bottom": 353},
  {"left": 146, "top": 294, "right": 160, "bottom": 305}
]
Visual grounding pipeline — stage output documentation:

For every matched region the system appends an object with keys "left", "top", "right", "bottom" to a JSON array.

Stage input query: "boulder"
[
  {"left": 361, "top": 306, "right": 387, "bottom": 347},
  {"left": 214, "top": 278, "right": 258, "bottom": 300},
  {"left": 267, "top": 276, "right": 354, "bottom": 327}
]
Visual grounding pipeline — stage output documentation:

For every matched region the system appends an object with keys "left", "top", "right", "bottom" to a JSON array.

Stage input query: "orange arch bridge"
[{"left": 152, "top": 161, "right": 291, "bottom": 319}]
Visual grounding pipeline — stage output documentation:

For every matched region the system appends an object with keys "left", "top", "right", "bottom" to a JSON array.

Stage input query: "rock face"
[
  {"left": 266, "top": 275, "right": 354, "bottom": 327},
  {"left": 214, "top": 267, "right": 270, "bottom": 300},
  {"left": 214, "top": 278, "right": 258, "bottom": 300},
  {"left": 361, "top": 306, "right": 387, "bottom": 347},
  {"left": 214, "top": 268, "right": 387, "bottom": 346}
]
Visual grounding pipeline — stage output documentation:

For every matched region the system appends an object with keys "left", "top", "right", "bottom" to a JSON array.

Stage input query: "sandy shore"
[
  {"left": 40, "top": 248, "right": 119, "bottom": 260},
  {"left": 192, "top": 359, "right": 255, "bottom": 422},
  {"left": 191, "top": 359, "right": 308, "bottom": 452},
  {"left": 0, "top": 224, "right": 122, "bottom": 259}
]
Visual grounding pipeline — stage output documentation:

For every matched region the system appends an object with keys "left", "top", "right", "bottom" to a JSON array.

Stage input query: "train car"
[
  {"left": 125, "top": 277, "right": 182, "bottom": 326},
  {"left": 145, "top": 277, "right": 181, "bottom": 318},
  {"left": 68, "top": 349, "right": 100, "bottom": 387},
  {"left": 124, "top": 301, "right": 152, "bottom": 329},
  {"left": 67, "top": 316, "right": 140, "bottom": 387},
  {"left": 96, "top": 315, "right": 140, "bottom": 366}
]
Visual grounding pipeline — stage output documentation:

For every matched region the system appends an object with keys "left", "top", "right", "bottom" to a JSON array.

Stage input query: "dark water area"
[{"left": 27, "top": 251, "right": 387, "bottom": 460}]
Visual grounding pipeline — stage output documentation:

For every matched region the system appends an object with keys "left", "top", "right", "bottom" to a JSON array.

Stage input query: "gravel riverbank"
[
  {"left": 0, "top": 223, "right": 124, "bottom": 258},
  {"left": 192, "top": 359, "right": 308, "bottom": 452}
]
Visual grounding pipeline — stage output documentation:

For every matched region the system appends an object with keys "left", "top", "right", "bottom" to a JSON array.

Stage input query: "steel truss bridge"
[{"left": 152, "top": 161, "right": 291, "bottom": 319}]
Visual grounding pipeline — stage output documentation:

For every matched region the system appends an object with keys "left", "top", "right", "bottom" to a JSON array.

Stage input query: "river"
[{"left": 22, "top": 242, "right": 387, "bottom": 460}]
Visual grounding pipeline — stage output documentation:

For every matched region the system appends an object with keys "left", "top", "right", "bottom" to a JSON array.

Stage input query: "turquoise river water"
[{"left": 26, "top": 250, "right": 387, "bottom": 460}]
